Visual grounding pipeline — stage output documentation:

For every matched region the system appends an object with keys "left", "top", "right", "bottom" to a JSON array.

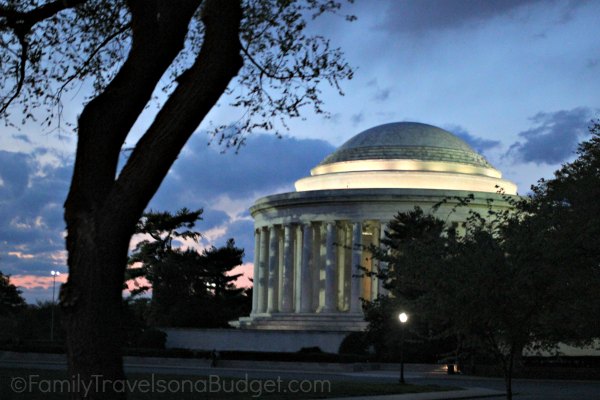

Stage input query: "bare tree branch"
[
  {"left": 0, "top": 0, "right": 88, "bottom": 31},
  {"left": 107, "top": 0, "right": 243, "bottom": 227},
  {"left": 0, "top": 33, "right": 27, "bottom": 114},
  {"left": 65, "top": 0, "right": 202, "bottom": 217},
  {"left": 241, "top": 44, "right": 315, "bottom": 81},
  {"left": 56, "top": 22, "right": 131, "bottom": 99},
  {"left": 0, "top": 0, "right": 90, "bottom": 115}
]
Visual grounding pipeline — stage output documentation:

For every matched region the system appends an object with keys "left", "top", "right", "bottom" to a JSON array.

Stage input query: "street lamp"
[
  {"left": 50, "top": 270, "right": 60, "bottom": 342},
  {"left": 398, "top": 312, "right": 408, "bottom": 384}
]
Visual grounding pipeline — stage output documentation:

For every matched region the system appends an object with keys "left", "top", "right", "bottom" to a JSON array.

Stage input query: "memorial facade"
[{"left": 233, "top": 122, "right": 517, "bottom": 332}]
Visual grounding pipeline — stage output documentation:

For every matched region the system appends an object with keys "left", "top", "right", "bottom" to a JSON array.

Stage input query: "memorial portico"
[
  {"left": 252, "top": 220, "right": 373, "bottom": 313},
  {"left": 233, "top": 122, "right": 517, "bottom": 331}
]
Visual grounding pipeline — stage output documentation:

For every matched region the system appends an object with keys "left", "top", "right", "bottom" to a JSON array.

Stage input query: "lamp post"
[
  {"left": 398, "top": 312, "right": 408, "bottom": 384},
  {"left": 50, "top": 270, "right": 60, "bottom": 342}
]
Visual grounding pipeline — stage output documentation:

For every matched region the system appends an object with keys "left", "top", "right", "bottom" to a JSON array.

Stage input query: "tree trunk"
[
  {"left": 504, "top": 349, "right": 514, "bottom": 400},
  {"left": 59, "top": 1, "right": 243, "bottom": 398},
  {"left": 505, "top": 369, "right": 512, "bottom": 400},
  {"left": 62, "top": 218, "right": 131, "bottom": 399}
]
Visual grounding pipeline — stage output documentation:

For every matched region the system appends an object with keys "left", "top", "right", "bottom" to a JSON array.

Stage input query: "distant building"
[{"left": 233, "top": 122, "right": 517, "bottom": 332}]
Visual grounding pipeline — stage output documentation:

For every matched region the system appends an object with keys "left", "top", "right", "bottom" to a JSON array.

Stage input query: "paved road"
[
  {"left": 2, "top": 354, "right": 599, "bottom": 399},
  {"left": 128, "top": 364, "right": 600, "bottom": 399},
  {"left": 356, "top": 371, "right": 600, "bottom": 400},
  {"left": 98, "top": 363, "right": 600, "bottom": 399}
]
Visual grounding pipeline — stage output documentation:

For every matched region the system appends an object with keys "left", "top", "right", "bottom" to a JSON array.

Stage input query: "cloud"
[
  {"left": 0, "top": 147, "right": 72, "bottom": 302},
  {"left": 326, "top": 113, "right": 342, "bottom": 124},
  {"left": 364, "top": 79, "right": 391, "bottom": 103},
  {"left": 11, "top": 274, "right": 68, "bottom": 303},
  {"left": 507, "top": 107, "right": 595, "bottom": 164},
  {"left": 351, "top": 113, "right": 364, "bottom": 126},
  {"left": 150, "top": 132, "right": 335, "bottom": 207},
  {"left": 11, "top": 273, "right": 68, "bottom": 291},
  {"left": 11, "top": 134, "right": 31, "bottom": 144},
  {"left": 0, "top": 149, "right": 71, "bottom": 282},
  {"left": 221, "top": 219, "right": 255, "bottom": 257},
  {"left": 374, "top": 88, "right": 391, "bottom": 102},
  {"left": 587, "top": 58, "right": 599, "bottom": 69},
  {"left": 148, "top": 132, "right": 334, "bottom": 262},
  {"left": 444, "top": 125, "right": 501, "bottom": 153},
  {"left": 1, "top": 133, "right": 334, "bottom": 302},
  {"left": 0, "top": 151, "right": 32, "bottom": 198},
  {"left": 377, "top": 0, "right": 584, "bottom": 35},
  {"left": 229, "top": 262, "right": 253, "bottom": 288}
]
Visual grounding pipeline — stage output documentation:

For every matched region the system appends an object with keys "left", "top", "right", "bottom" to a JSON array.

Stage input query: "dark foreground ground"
[{"left": 1, "top": 352, "right": 599, "bottom": 399}]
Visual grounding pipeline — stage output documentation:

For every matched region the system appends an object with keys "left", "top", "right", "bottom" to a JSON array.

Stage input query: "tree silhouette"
[
  {"left": 128, "top": 209, "right": 248, "bottom": 327},
  {"left": 0, "top": 1, "right": 354, "bottom": 396}
]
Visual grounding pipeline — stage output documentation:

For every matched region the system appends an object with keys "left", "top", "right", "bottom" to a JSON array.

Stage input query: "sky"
[{"left": 1, "top": 0, "right": 599, "bottom": 303}]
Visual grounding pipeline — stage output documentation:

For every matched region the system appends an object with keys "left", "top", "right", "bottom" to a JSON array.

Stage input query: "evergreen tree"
[
  {"left": 0, "top": 270, "right": 25, "bottom": 315},
  {"left": 127, "top": 209, "right": 249, "bottom": 327},
  {"left": 366, "top": 123, "right": 600, "bottom": 400},
  {"left": 0, "top": 270, "right": 26, "bottom": 343}
]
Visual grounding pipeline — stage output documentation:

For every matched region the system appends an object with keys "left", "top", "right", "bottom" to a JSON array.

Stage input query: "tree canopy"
[
  {"left": 365, "top": 121, "right": 600, "bottom": 400},
  {"left": 0, "top": 0, "right": 354, "bottom": 141},
  {"left": 127, "top": 207, "right": 203, "bottom": 296},
  {"left": 127, "top": 208, "right": 249, "bottom": 327},
  {"left": 0, "top": 270, "right": 25, "bottom": 315},
  {"left": 1, "top": 1, "right": 355, "bottom": 396}
]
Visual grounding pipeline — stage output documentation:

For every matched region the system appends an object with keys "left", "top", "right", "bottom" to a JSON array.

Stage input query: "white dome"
[{"left": 295, "top": 122, "right": 517, "bottom": 195}]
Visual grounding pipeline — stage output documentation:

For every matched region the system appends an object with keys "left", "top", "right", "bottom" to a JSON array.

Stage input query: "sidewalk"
[
  {"left": 326, "top": 387, "right": 505, "bottom": 400},
  {"left": 0, "top": 351, "right": 446, "bottom": 374},
  {"left": 1, "top": 351, "right": 507, "bottom": 399}
]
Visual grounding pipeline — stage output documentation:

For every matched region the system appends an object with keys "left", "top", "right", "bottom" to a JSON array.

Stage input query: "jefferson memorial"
[{"left": 233, "top": 122, "right": 517, "bottom": 332}]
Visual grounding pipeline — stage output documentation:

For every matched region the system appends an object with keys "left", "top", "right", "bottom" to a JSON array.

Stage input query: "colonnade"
[{"left": 251, "top": 220, "right": 388, "bottom": 315}]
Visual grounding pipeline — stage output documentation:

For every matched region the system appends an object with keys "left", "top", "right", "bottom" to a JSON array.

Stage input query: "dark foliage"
[
  {"left": 338, "top": 332, "right": 369, "bottom": 355},
  {"left": 0, "top": 270, "right": 25, "bottom": 315},
  {"left": 136, "top": 328, "right": 167, "bottom": 349},
  {"left": 127, "top": 208, "right": 250, "bottom": 328},
  {"left": 363, "top": 121, "right": 600, "bottom": 400},
  {"left": 1, "top": 2, "right": 355, "bottom": 394}
]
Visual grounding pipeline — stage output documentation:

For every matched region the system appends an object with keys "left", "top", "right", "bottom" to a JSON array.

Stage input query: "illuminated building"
[{"left": 234, "top": 122, "right": 517, "bottom": 331}]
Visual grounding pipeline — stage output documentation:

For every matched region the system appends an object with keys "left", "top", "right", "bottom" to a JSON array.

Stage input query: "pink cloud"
[
  {"left": 11, "top": 273, "right": 67, "bottom": 290},
  {"left": 228, "top": 262, "right": 254, "bottom": 288},
  {"left": 124, "top": 276, "right": 152, "bottom": 294},
  {"left": 7, "top": 251, "right": 35, "bottom": 259},
  {"left": 11, "top": 261, "right": 253, "bottom": 303}
]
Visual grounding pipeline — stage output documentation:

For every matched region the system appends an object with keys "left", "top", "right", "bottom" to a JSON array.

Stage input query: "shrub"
[
  {"left": 136, "top": 328, "right": 167, "bottom": 349},
  {"left": 297, "top": 346, "right": 323, "bottom": 354},
  {"left": 339, "top": 332, "right": 369, "bottom": 355}
]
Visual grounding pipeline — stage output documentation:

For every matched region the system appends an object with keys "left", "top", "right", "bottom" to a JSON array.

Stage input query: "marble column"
[
  {"left": 267, "top": 225, "right": 279, "bottom": 313},
  {"left": 281, "top": 224, "right": 294, "bottom": 312},
  {"left": 378, "top": 222, "right": 389, "bottom": 297},
  {"left": 257, "top": 227, "right": 268, "bottom": 313},
  {"left": 294, "top": 225, "right": 303, "bottom": 312},
  {"left": 324, "top": 221, "right": 337, "bottom": 312},
  {"left": 300, "top": 223, "right": 313, "bottom": 313},
  {"left": 251, "top": 229, "right": 260, "bottom": 313},
  {"left": 317, "top": 223, "right": 327, "bottom": 311},
  {"left": 370, "top": 225, "right": 380, "bottom": 301},
  {"left": 312, "top": 223, "right": 321, "bottom": 311},
  {"left": 277, "top": 232, "right": 284, "bottom": 310},
  {"left": 350, "top": 221, "right": 362, "bottom": 313},
  {"left": 337, "top": 223, "right": 348, "bottom": 311}
]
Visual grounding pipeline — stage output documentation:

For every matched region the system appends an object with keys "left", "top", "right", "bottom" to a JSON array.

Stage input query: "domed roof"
[
  {"left": 294, "top": 121, "right": 517, "bottom": 195},
  {"left": 319, "top": 122, "right": 492, "bottom": 169}
]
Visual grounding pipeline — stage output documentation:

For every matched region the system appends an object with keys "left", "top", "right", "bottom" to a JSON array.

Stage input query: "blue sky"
[{"left": 1, "top": 0, "right": 598, "bottom": 302}]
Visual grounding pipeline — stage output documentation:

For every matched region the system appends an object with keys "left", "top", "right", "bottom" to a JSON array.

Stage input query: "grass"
[{"left": 0, "top": 367, "right": 455, "bottom": 399}]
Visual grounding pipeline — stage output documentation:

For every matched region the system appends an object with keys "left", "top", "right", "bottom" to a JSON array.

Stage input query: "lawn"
[{"left": 0, "top": 367, "right": 455, "bottom": 399}]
